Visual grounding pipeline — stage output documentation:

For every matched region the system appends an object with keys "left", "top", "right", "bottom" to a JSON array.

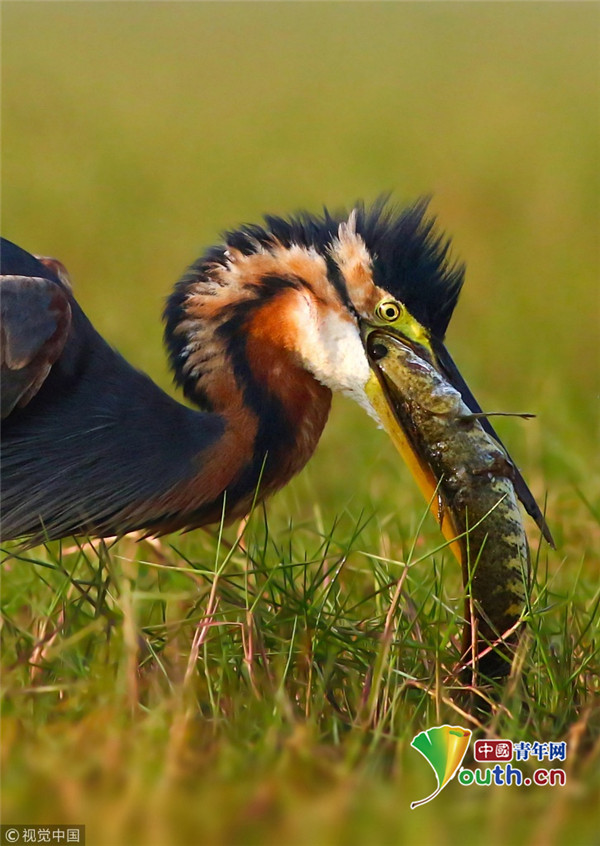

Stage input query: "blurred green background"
[
  {"left": 4, "top": 2, "right": 598, "bottom": 535},
  {"left": 3, "top": 2, "right": 598, "bottom": 452},
  {"left": 2, "top": 3, "right": 599, "bottom": 845}
]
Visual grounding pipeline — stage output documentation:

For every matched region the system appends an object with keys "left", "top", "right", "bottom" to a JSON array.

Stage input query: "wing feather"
[{"left": 1, "top": 275, "right": 72, "bottom": 417}]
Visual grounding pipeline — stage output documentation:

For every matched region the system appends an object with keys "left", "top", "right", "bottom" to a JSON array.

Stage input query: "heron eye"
[{"left": 375, "top": 299, "right": 402, "bottom": 322}]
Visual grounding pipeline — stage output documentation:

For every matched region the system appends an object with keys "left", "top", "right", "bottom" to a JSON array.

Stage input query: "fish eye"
[
  {"left": 375, "top": 299, "right": 402, "bottom": 323},
  {"left": 370, "top": 342, "right": 388, "bottom": 361}
]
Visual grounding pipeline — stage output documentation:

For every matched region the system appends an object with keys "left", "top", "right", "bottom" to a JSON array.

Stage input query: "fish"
[{"left": 366, "top": 331, "right": 531, "bottom": 675}]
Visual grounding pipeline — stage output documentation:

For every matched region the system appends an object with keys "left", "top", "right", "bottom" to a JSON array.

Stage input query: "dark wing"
[
  {"left": 431, "top": 337, "right": 555, "bottom": 547},
  {"left": 34, "top": 256, "right": 73, "bottom": 290},
  {"left": 1, "top": 275, "right": 72, "bottom": 418},
  {"left": 0, "top": 238, "right": 226, "bottom": 543}
]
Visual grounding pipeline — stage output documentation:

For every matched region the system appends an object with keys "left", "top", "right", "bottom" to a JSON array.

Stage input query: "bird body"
[
  {"left": 1, "top": 248, "right": 225, "bottom": 538},
  {"left": 0, "top": 200, "right": 552, "bottom": 552}
]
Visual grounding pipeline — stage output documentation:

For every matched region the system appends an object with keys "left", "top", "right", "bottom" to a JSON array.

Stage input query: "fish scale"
[{"left": 368, "top": 332, "right": 530, "bottom": 673}]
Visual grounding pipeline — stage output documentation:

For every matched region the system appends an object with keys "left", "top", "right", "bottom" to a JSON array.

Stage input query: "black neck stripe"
[{"left": 324, "top": 254, "right": 355, "bottom": 315}]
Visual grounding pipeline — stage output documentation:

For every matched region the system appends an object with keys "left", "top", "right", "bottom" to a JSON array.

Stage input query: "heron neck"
[{"left": 153, "top": 346, "right": 332, "bottom": 532}]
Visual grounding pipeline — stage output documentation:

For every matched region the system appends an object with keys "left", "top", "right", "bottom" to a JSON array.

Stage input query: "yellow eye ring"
[{"left": 375, "top": 299, "right": 402, "bottom": 323}]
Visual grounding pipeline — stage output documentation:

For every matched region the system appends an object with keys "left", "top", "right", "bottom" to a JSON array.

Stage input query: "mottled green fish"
[{"left": 366, "top": 330, "right": 535, "bottom": 673}]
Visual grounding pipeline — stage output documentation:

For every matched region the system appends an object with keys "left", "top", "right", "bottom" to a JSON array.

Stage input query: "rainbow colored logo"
[{"left": 410, "top": 725, "right": 472, "bottom": 808}]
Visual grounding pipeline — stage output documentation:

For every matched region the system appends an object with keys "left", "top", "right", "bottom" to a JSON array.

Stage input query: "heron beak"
[
  {"left": 361, "top": 317, "right": 463, "bottom": 560},
  {"left": 361, "top": 309, "right": 555, "bottom": 550}
]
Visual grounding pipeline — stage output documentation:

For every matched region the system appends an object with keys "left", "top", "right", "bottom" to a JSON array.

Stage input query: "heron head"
[
  {"left": 161, "top": 199, "right": 469, "bottom": 525},
  {"left": 165, "top": 198, "right": 461, "bottom": 412}
]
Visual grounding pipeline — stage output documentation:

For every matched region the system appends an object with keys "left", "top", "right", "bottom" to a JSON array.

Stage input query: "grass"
[
  {"left": 1, "top": 504, "right": 599, "bottom": 846},
  {"left": 1, "top": 3, "right": 599, "bottom": 845}
]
